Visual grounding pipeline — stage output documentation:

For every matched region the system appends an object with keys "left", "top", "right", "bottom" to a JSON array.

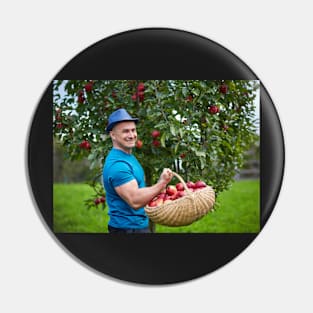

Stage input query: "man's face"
[{"left": 110, "top": 121, "right": 137, "bottom": 153}]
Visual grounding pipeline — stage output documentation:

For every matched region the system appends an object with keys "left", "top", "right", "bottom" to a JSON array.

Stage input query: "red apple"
[
  {"left": 219, "top": 84, "right": 228, "bottom": 94},
  {"left": 186, "top": 181, "right": 195, "bottom": 189},
  {"left": 78, "top": 95, "right": 85, "bottom": 104},
  {"left": 136, "top": 139, "right": 143, "bottom": 149},
  {"left": 164, "top": 194, "right": 170, "bottom": 201},
  {"left": 176, "top": 182, "right": 184, "bottom": 191},
  {"left": 131, "top": 93, "right": 137, "bottom": 101},
  {"left": 151, "top": 130, "right": 160, "bottom": 138},
  {"left": 177, "top": 190, "right": 186, "bottom": 198},
  {"left": 85, "top": 141, "right": 91, "bottom": 150},
  {"left": 196, "top": 186, "right": 206, "bottom": 190},
  {"left": 157, "top": 193, "right": 166, "bottom": 200},
  {"left": 152, "top": 140, "right": 161, "bottom": 147},
  {"left": 137, "top": 91, "right": 144, "bottom": 101},
  {"left": 155, "top": 198, "right": 164, "bottom": 206},
  {"left": 148, "top": 200, "right": 157, "bottom": 207},
  {"left": 209, "top": 105, "right": 219, "bottom": 114},
  {"left": 166, "top": 185, "right": 177, "bottom": 196},
  {"left": 137, "top": 82, "right": 145, "bottom": 92},
  {"left": 164, "top": 194, "right": 177, "bottom": 201},
  {"left": 100, "top": 196, "right": 106, "bottom": 203},
  {"left": 172, "top": 193, "right": 180, "bottom": 200},
  {"left": 94, "top": 198, "right": 101, "bottom": 205},
  {"left": 195, "top": 181, "right": 207, "bottom": 188},
  {"left": 84, "top": 82, "right": 93, "bottom": 92},
  {"left": 80, "top": 140, "right": 91, "bottom": 150}
]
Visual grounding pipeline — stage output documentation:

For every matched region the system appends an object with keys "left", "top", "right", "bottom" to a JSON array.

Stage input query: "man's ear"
[{"left": 110, "top": 131, "right": 115, "bottom": 140}]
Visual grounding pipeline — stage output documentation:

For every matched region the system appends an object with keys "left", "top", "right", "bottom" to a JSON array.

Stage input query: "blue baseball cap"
[{"left": 106, "top": 108, "right": 139, "bottom": 133}]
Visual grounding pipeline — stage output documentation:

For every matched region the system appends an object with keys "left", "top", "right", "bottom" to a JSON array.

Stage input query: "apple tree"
[{"left": 53, "top": 80, "right": 259, "bottom": 206}]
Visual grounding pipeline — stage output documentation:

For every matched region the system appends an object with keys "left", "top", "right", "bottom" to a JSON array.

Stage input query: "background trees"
[{"left": 53, "top": 80, "right": 259, "bottom": 203}]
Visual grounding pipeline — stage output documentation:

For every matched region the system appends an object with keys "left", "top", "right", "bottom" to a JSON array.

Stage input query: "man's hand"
[{"left": 159, "top": 168, "right": 173, "bottom": 185}]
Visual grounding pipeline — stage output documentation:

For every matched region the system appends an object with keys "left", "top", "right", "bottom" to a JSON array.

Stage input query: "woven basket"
[{"left": 145, "top": 172, "right": 215, "bottom": 226}]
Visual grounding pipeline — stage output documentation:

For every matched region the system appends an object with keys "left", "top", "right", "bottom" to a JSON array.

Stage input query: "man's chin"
[{"left": 125, "top": 142, "right": 136, "bottom": 148}]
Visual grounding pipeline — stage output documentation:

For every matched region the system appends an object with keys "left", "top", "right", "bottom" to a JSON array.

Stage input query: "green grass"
[
  {"left": 53, "top": 179, "right": 260, "bottom": 233},
  {"left": 53, "top": 184, "right": 109, "bottom": 233}
]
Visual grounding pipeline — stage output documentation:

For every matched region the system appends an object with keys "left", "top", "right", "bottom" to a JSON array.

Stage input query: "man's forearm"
[{"left": 130, "top": 180, "right": 167, "bottom": 209}]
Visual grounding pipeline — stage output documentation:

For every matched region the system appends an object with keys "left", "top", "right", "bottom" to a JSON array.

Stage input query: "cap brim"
[{"left": 106, "top": 118, "right": 139, "bottom": 133}]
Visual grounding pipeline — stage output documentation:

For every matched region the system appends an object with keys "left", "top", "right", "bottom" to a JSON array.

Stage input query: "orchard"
[{"left": 53, "top": 80, "right": 259, "bottom": 207}]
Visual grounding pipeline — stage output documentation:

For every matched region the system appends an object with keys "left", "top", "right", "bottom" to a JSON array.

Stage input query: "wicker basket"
[{"left": 145, "top": 172, "right": 215, "bottom": 226}]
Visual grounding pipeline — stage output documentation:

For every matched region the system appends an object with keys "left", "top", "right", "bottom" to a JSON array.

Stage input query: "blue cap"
[{"left": 106, "top": 108, "right": 139, "bottom": 133}]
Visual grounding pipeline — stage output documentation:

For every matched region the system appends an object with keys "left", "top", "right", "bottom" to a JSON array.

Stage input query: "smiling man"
[{"left": 103, "top": 108, "right": 173, "bottom": 233}]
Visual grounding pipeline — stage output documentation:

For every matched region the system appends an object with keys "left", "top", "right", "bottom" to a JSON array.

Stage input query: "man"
[{"left": 103, "top": 108, "right": 173, "bottom": 233}]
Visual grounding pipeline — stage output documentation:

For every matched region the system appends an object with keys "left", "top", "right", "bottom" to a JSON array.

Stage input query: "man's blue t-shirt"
[{"left": 103, "top": 148, "right": 148, "bottom": 229}]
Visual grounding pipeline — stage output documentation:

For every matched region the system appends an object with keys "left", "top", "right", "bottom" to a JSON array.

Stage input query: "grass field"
[
  {"left": 53, "top": 184, "right": 108, "bottom": 233},
  {"left": 53, "top": 179, "right": 260, "bottom": 233}
]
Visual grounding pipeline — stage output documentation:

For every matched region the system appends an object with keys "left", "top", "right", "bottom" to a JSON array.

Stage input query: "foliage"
[{"left": 53, "top": 80, "right": 259, "bottom": 206}]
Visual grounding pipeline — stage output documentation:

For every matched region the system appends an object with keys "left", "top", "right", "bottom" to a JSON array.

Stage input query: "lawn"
[
  {"left": 53, "top": 179, "right": 260, "bottom": 233},
  {"left": 53, "top": 184, "right": 109, "bottom": 233}
]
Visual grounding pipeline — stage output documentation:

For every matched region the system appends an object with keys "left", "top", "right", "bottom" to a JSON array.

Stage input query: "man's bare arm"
[{"left": 115, "top": 168, "right": 173, "bottom": 209}]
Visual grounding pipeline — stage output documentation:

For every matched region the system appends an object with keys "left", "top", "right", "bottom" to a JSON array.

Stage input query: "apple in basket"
[
  {"left": 157, "top": 192, "right": 166, "bottom": 200},
  {"left": 162, "top": 194, "right": 175, "bottom": 202},
  {"left": 186, "top": 181, "right": 195, "bottom": 189},
  {"left": 164, "top": 194, "right": 173, "bottom": 201},
  {"left": 148, "top": 197, "right": 163, "bottom": 207},
  {"left": 176, "top": 182, "right": 184, "bottom": 191},
  {"left": 195, "top": 180, "right": 207, "bottom": 188},
  {"left": 176, "top": 190, "right": 186, "bottom": 198},
  {"left": 148, "top": 200, "right": 157, "bottom": 207},
  {"left": 155, "top": 197, "right": 164, "bottom": 206},
  {"left": 166, "top": 185, "right": 177, "bottom": 196}
]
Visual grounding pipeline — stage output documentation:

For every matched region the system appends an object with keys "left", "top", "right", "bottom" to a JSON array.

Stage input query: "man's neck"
[{"left": 113, "top": 145, "right": 132, "bottom": 155}]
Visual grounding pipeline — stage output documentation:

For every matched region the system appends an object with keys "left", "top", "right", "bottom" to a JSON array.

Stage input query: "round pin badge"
[{"left": 27, "top": 28, "right": 284, "bottom": 284}]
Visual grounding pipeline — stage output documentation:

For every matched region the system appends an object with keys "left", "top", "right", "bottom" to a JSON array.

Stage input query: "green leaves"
[
  {"left": 53, "top": 80, "right": 259, "bottom": 196},
  {"left": 160, "top": 132, "right": 166, "bottom": 148},
  {"left": 194, "top": 150, "right": 206, "bottom": 158},
  {"left": 170, "top": 125, "right": 176, "bottom": 137}
]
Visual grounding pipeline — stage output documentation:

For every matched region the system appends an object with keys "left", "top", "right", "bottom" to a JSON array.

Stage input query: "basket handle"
[{"left": 171, "top": 172, "right": 193, "bottom": 195}]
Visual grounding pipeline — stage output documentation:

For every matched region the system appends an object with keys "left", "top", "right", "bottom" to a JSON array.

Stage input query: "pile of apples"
[{"left": 148, "top": 180, "right": 207, "bottom": 207}]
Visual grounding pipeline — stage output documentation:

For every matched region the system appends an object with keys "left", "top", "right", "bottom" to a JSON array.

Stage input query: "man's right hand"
[{"left": 159, "top": 168, "right": 173, "bottom": 185}]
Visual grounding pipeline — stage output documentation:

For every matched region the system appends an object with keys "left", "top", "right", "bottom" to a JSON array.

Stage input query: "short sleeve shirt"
[{"left": 103, "top": 148, "right": 148, "bottom": 229}]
